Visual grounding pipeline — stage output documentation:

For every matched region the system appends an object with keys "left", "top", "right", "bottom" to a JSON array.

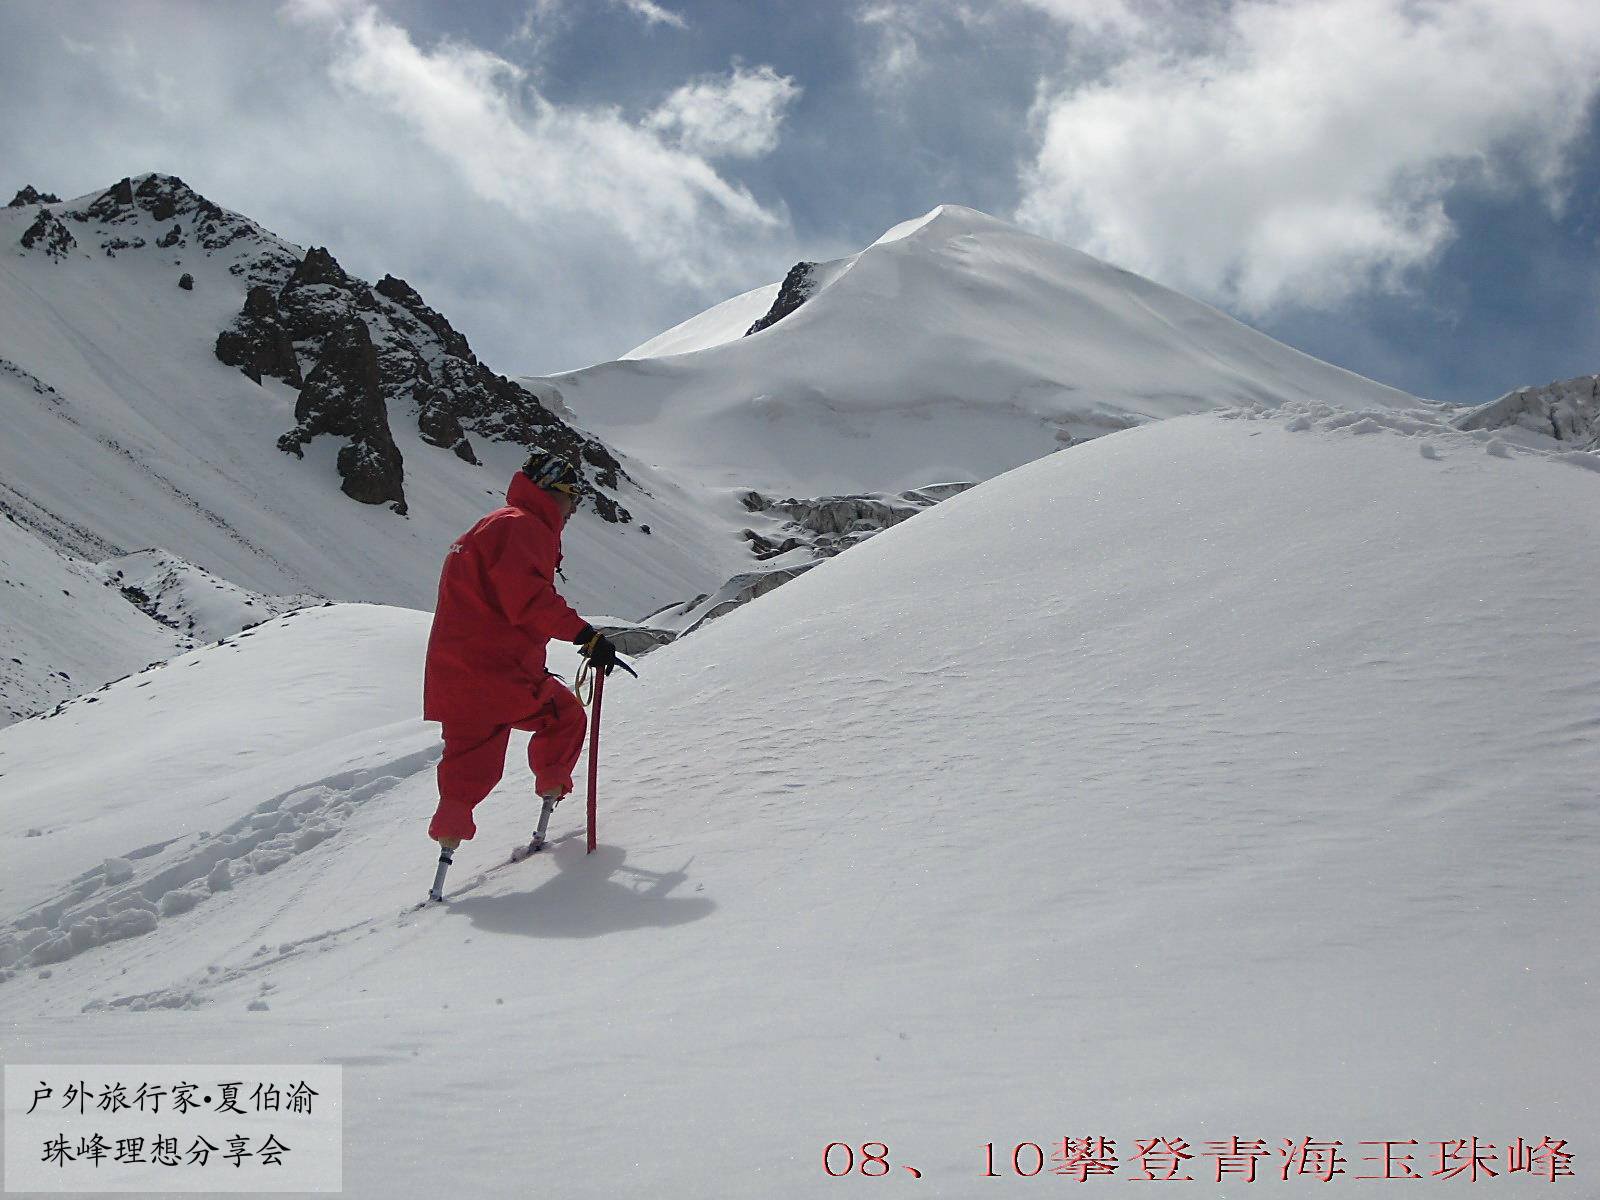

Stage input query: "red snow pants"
[{"left": 427, "top": 674, "right": 587, "bottom": 842}]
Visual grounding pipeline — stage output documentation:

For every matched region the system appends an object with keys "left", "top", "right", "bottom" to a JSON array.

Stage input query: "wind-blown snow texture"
[{"left": 3, "top": 405, "right": 1594, "bottom": 1197}]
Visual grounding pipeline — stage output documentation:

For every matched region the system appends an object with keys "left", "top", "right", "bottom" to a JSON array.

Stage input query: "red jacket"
[{"left": 423, "top": 472, "right": 589, "bottom": 725}]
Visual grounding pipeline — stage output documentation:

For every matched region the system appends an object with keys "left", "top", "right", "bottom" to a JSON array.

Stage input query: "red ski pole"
[{"left": 586, "top": 668, "right": 604, "bottom": 853}]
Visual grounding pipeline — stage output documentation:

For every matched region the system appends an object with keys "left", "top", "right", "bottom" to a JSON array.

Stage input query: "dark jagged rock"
[
  {"left": 288, "top": 244, "right": 366, "bottom": 291},
  {"left": 203, "top": 203, "right": 637, "bottom": 522},
  {"left": 136, "top": 177, "right": 292, "bottom": 275},
  {"left": 119, "top": 176, "right": 298, "bottom": 288},
  {"left": 746, "top": 261, "right": 820, "bottom": 335},
  {"left": 288, "top": 247, "right": 355, "bottom": 291},
  {"left": 19, "top": 208, "right": 75, "bottom": 260},
  {"left": 375, "top": 275, "right": 473, "bottom": 360},
  {"left": 8, "top": 186, "right": 61, "bottom": 208},
  {"left": 134, "top": 174, "right": 196, "bottom": 214},
  {"left": 134, "top": 175, "right": 182, "bottom": 222},
  {"left": 336, "top": 440, "right": 407, "bottom": 512},
  {"left": 178, "top": 273, "right": 194, "bottom": 291},
  {"left": 284, "top": 318, "right": 382, "bottom": 440},
  {"left": 215, "top": 286, "right": 302, "bottom": 386},
  {"left": 417, "top": 395, "right": 478, "bottom": 463},
  {"left": 592, "top": 491, "right": 629, "bottom": 524},
  {"left": 82, "top": 178, "right": 138, "bottom": 224},
  {"left": 100, "top": 236, "right": 145, "bottom": 257},
  {"left": 276, "top": 247, "right": 373, "bottom": 359},
  {"left": 192, "top": 199, "right": 252, "bottom": 251},
  {"left": 278, "top": 318, "right": 405, "bottom": 509}
]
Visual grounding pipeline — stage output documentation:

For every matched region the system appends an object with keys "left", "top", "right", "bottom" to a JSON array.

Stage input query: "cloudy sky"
[{"left": 4, "top": 0, "right": 1598, "bottom": 403}]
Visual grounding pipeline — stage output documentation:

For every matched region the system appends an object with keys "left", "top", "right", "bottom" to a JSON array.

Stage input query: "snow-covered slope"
[
  {"left": 4, "top": 183, "right": 1436, "bottom": 709},
  {"left": 620, "top": 279, "right": 779, "bottom": 359},
  {"left": 0, "top": 604, "right": 438, "bottom": 921},
  {"left": 92, "top": 548, "right": 318, "bottom": 643},
  {"left": 535, "top": 205, "right": 1422, "bottom": 500},
  {"left": 0, "top": 508, "right": 185, "bottom": 724},
  {"left": 3, "top": 405, "right": 1593, "bottom": 1197}
]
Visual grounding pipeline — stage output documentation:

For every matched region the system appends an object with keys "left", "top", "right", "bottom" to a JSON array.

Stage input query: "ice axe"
[
  {"left": 576, "top": 650, "right": 635, "bottom": 853},
  {"left": 586, "top": 668, "right": 603, "bottom": 853}
]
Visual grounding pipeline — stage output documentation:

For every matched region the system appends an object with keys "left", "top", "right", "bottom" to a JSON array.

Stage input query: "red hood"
[{"left": 506, "top": 471, "right": 565, "bottom": 532}]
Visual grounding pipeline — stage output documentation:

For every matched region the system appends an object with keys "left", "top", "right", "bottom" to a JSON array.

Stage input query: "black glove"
[{"left": 573, "top": 624, "right": 622, "bottom": 676}]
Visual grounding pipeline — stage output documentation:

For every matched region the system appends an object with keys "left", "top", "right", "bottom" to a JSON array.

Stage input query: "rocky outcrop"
[
  {"left": 214, "top": 243, "right": 637, "bottom": 518},
  {"left": 683, "top": 565, "right": 818, "bottom": 634},
  {"left": 362, "top": 276, "right": 632, "bottom": 513},
  {"left": 335, "top": 438, "right": 407, "bottom": 510},
  {"left": 75, "top": 178, "right": 139, "bottom": 226},
  {"left": 15, "top": 171, "right": 637, "bottom": 522},
  {"left": 592, "top": 622, "right": 678, "bottom": 656},
  {"left": 738, "top": 483, "right": 973, "bottom": 560},
  {"left": 617, "top": 480, "right": 971, "bottom": 655},
  {"left": 100, "top": 236, "right": 146, "bottom": 257},
  {"left": 375, "top": 275, "right": 472, "bottom": 360},
  {"left": 18, "top": 209, "right": 75, "bottom": 260},
  {"left": 215, "top": 286, "right": 303, "bottom": 386},
  {"left": 154, "top": 187, "right": 639, "bottom": 522},
  {"left": 134, "top": 174, "right": 182, "bottom": 223},
  {"left": 8, "top": 186, "right": 61, "bottom": 208},
  {"left": 746, "top": 261, "right": 820, "bottom": 336},
  {"left": 417, "top": 396, "right": 478, "bottom": 463},
  {"left": 634, "top": 563, "right": 822, "bottom": 649},
  {"left": 47, "top": 174, "right": 297, "bottom": 286},
  {"left": 1455, "top": 375, "right": 1600, "bottom": 449},
  {"left": 277, "top": 318, "right": 406, "bottom": 511},
  {"left": 86, "top": 176, "right": 136, "bottom": 219},
  {"left": 275, "top": 247, "right": 374, "bottom": 359}
]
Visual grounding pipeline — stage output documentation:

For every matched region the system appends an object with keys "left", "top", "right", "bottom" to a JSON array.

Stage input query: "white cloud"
[
  {"left": 856, "top": 2, "right": 925, "bottom": 88},
  {"left": 1015, "top": 0, "right": 1600, "bottom": 314},
  {"left": 508, "top": 0, "right": 569, "bottom": 54},
  {"left": 854, "top": 1, "right": 996, "bottom": 93},
  {"left": 289, "top": 2, "right": 786, "bottom": 282},
  {"left": 513, "top": 0, "right": 685, "bottom": 51},
  {"left": 1013, "top": 0, "right": 1152, "bottom": 39},
  {"left": 615, "top": 0, "right": 688, "bottom": 30},
  {"left": 0, "top": 2, "right": 804, "bottom": 375},
  {"left": 645, "top": 65, "right": 801, "bottom": 160}
]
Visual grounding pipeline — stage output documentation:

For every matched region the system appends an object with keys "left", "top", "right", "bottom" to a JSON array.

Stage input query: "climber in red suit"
[{"left": 423, "top": 450, "right": 622, "bottom": 848}]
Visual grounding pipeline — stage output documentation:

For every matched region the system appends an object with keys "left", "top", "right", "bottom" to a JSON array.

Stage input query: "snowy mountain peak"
[
  {"left": 870, "top": 202, "right": 1018, "bottom": 246},
  {"left": 7, "top": 184, "right": 61, "bottom": 208},
  {"left": 551, "top": 201, "right": 1422, "bottom": 502},
  {"left": 5, "top": 170, "right": 643, "bottom": 522}
]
